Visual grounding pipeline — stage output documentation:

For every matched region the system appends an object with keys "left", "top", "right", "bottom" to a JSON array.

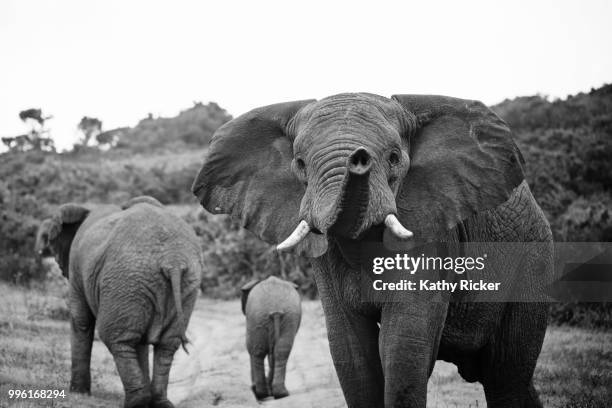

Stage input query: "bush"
[
  {"left": 0, "top": 150, "right": 203, "bottom": 283},
  {"left": 183, "top": 208, "right": 317, "bottom": 299},
  {"left": 115, "top": 102, "right": 232, "bottom": 151},
  {"left": 1, "top": 86, "right": 611, "bottom": 327},
  {"left": 549, "top": 303, "right": 612, "bottom": 329}
]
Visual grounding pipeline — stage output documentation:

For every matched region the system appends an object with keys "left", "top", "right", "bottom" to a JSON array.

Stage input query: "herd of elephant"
[{"left": 35, "top": 93, "right": 553, "bottom": 408}]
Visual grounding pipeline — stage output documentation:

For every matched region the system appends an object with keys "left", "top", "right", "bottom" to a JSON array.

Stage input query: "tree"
[
  {"left": 96, "top": 127, "right": 129, "bottom": 148},
  {"left": 77, "top": 116, "right": 102, "bottom": 146},
  {"left": 19, "top": 108, "right": 52, "bottom": 127},
  {"left": 1, "top": 108, "right": 55, "bottom": 152}
]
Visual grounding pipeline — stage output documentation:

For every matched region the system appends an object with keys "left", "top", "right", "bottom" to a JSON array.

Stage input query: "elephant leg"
[
  {"left": 68, "top": 290, "right": 95, "bottom": 394},
  {"left": 98, "top": 301, "right": 151, "bottom": 408},
  {"left": 106, "top": 342, "right": 151, "bottom": 408},
  {"left": 481, "top": 303, "right": 547, "bottom": 408},
  {"left": 250, "top": 354, "right": 270, "bottom": 400},
  {"left": 524, "top": 381, "right": 543, "bottom": 408},
  {"left": 315, "top": 279, "right": 384, "bottom": 407},
  {"left": 379, "top": 301, "right": 447, "bottom": 408},
  {"left": 266, "top": 353, "right": 273, "bottom": 387},
  {"left": 270, "top": 349, "right": 289, "bottom": 399},
  {"left": 150, "top": 342, "right": 179, "bottom": 408},
  {"left": 270, "top": 324, "right": 298, "bottom": 399},
  {"left": 136, "top": 344, "right": 150, "bottom": 385}
]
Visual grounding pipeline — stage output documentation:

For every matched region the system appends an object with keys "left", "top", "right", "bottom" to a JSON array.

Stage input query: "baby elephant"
[
  {"left": 36, "top": 196, "right": 202, "bottom": 408},
  {"left": 241, "top": 276, "right": 301, "bottom": 400}
]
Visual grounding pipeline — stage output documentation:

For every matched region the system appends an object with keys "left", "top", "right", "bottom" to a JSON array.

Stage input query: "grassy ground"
[{"left": 0, "top": 281, "right": 610, "bottom": 407}]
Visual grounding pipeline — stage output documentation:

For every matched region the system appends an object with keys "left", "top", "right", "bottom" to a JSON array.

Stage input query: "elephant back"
[{"left": 244, "top": 276, "right": 301, "bottom": 320}]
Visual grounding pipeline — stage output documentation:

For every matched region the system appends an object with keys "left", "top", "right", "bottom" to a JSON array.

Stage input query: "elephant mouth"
[{"left": 278, "top": 173, "right": 412, "bottom": 252}]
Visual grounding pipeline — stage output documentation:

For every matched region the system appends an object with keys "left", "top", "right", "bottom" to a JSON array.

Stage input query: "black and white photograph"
[{"left": 0, "top": 1, "right": 611, "bottom": 407}]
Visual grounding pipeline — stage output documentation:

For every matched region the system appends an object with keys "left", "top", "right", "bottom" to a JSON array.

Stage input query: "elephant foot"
[
  {"left": 150, "top": 398, "right": 175, "bottom": 408},
  {"left": 69, "top": 381, "right": 91, "bottom": 395},
  {"left": 272, "top": 384, "right": 289, "bottom": 399},
  {"left": 124, "top": 390, "right": 151, "bottom": 408},
  {"left": 251, "top": 385, "right": 271, "bottom": 401}
]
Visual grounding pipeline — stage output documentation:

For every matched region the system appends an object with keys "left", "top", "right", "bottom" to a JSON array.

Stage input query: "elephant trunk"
[
  {"left": 302, "top": 146, "right": 373, "bottom": 239},
  {"left": 328, "top": 161, "right": 371, "bottom": 238}
]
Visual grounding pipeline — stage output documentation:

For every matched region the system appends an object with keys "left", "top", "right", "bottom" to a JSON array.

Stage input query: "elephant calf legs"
[
  {"left": 250, "top": 354, "right": 270, "bottom": 400},
  {"left": 268, "top": 351, "right": 290, "bottom": 399}
]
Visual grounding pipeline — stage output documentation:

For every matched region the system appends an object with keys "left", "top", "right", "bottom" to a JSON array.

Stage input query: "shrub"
[{"left": 183, "top": 208, "right": 317, "bottom": 299}]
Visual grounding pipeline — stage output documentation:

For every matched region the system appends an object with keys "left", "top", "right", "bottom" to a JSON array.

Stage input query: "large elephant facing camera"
[
  {"left": 192, "top": 93, "right": 553, "bottom": 408},
  {"left": 35, "top": 196, "right": 202, "bottom": 408}
]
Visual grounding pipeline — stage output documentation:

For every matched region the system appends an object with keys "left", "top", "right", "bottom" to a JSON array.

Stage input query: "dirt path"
[
  {"left": 168, "top": 299, "right": 345, "bottom": 408},
  {"left": 166, "top": 298, "right": 484, "bottom": 408},
  {"left": 4, "top": 282, "right": 607, "bottom": 408}
]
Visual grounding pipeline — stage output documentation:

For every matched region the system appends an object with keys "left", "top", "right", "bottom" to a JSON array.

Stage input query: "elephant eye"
[
  {"left": 295, "top": 158, "right": 306, "bottom": 170},
  {"left": 389, "top": 152, "right": 400, "bottom": 165}
]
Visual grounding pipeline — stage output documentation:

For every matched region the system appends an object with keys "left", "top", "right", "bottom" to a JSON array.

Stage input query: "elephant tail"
[
  {"left": 268, "top": 312, "right": 282, "bottom": 385},
  {"left": 163, "top": 263, "right": 189, "bottom": 354}
]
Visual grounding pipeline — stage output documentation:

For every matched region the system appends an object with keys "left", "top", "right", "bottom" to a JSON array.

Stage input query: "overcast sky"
[{"left": 0, "top": 0, "right": 610, "bottom": 151}]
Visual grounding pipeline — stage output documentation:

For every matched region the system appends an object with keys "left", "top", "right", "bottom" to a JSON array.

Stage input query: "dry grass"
[
  {"left": 0, "top": 282, "right": 610, "bottom": 407},
  {"left": 0, "top": 279, "right": 123, "bottom": 408}
]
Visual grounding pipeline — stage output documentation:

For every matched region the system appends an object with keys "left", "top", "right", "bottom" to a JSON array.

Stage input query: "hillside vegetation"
[
  {"left": 492, "top": 84, "right": 612, "bottom": 242},
  {"left": 113, "top": 102, "right": 232, "bottom": 152},
  {"left": 1, "top": 86, "right": 610, "bottom": 325}
]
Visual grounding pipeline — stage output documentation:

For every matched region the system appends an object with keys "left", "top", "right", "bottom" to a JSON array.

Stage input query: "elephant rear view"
[
  {"left": 35, "top": 196, "right": 202, "bottom": 408},
  {"left": 241, "top": 276, "right": 301, "bottom": 400}
]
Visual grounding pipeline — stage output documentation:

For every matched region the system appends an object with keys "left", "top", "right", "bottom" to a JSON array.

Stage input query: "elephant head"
[
  {"left": 192, "top": 93, "right": 524, "bottom": 257},
  {"left": 36, "top": 204, "right": 90, "bottom": 277}
]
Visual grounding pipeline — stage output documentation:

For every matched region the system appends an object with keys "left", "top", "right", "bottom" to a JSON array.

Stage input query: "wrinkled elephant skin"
[
  {"left": 36, "top": 196, "right": 203, "bottom": 408},
  {"left": 192, "top": 94, "right": 553, "bottom": 408}
]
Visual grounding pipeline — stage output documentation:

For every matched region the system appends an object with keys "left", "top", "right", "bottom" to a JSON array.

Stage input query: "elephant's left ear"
[
  {"left": 240, "top": 279, "right": 260, "bottom": 315},
  {"left": 50, "top": 203, "right": 91, "bottom": 278},
  {"left": 191, "top": 100, "right": 327, "bottom": 258},
  {"left": 391, "top": 95, "right": 525, "bottom": 240},
  {"left": 55, "top": 203, "right": 90, "bottom": 225}
]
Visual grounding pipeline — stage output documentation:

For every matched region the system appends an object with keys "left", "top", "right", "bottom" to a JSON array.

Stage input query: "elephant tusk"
[
  {"left": 384, "top": 214, "right": 413, "bottom": 240},
  {"left": 277, "top": 220, "right": 311, "bottom": 251}
]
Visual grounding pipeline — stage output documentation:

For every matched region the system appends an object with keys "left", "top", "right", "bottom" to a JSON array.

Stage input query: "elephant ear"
[
  {"left": 391, "top": 94, "right": 525, "bottom": 240},
  {"left": 240, "top": 279, "right": 261, "bottom": 315},
  {"left": 192, "top": 100, "right": 327, "bottom": 257},
  {"left": 48, "top": 203, "right": 90, "bottom": 278}
]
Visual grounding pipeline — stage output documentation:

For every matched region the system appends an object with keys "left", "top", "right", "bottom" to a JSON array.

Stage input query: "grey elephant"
[
  {"left": 35, "top": 195, "right": 202, "bottom": 408},
  {"left": 192, "top": 93, "right": 553, "bottom": 407},
  {"left": 240, "top": 276, "right": 301, "bottom": 400}
]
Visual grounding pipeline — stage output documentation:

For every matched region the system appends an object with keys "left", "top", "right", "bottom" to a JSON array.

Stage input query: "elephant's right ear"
[
  {"left": 49, "top": 204, "right": 90, "bottom": 278},
  {"left": 191, "top": 100, "right": 327, "bottom": 258},
  {"left": 240, "top": 279, "right": 261, "bottom": 315},
  {"left": 390, "top": 94, "right": 525, "bottom": 240}
]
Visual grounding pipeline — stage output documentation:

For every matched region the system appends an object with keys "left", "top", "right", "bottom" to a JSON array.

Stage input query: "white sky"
[{"left": 0, "top": 0, "right": 611, "bottom": 151}]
